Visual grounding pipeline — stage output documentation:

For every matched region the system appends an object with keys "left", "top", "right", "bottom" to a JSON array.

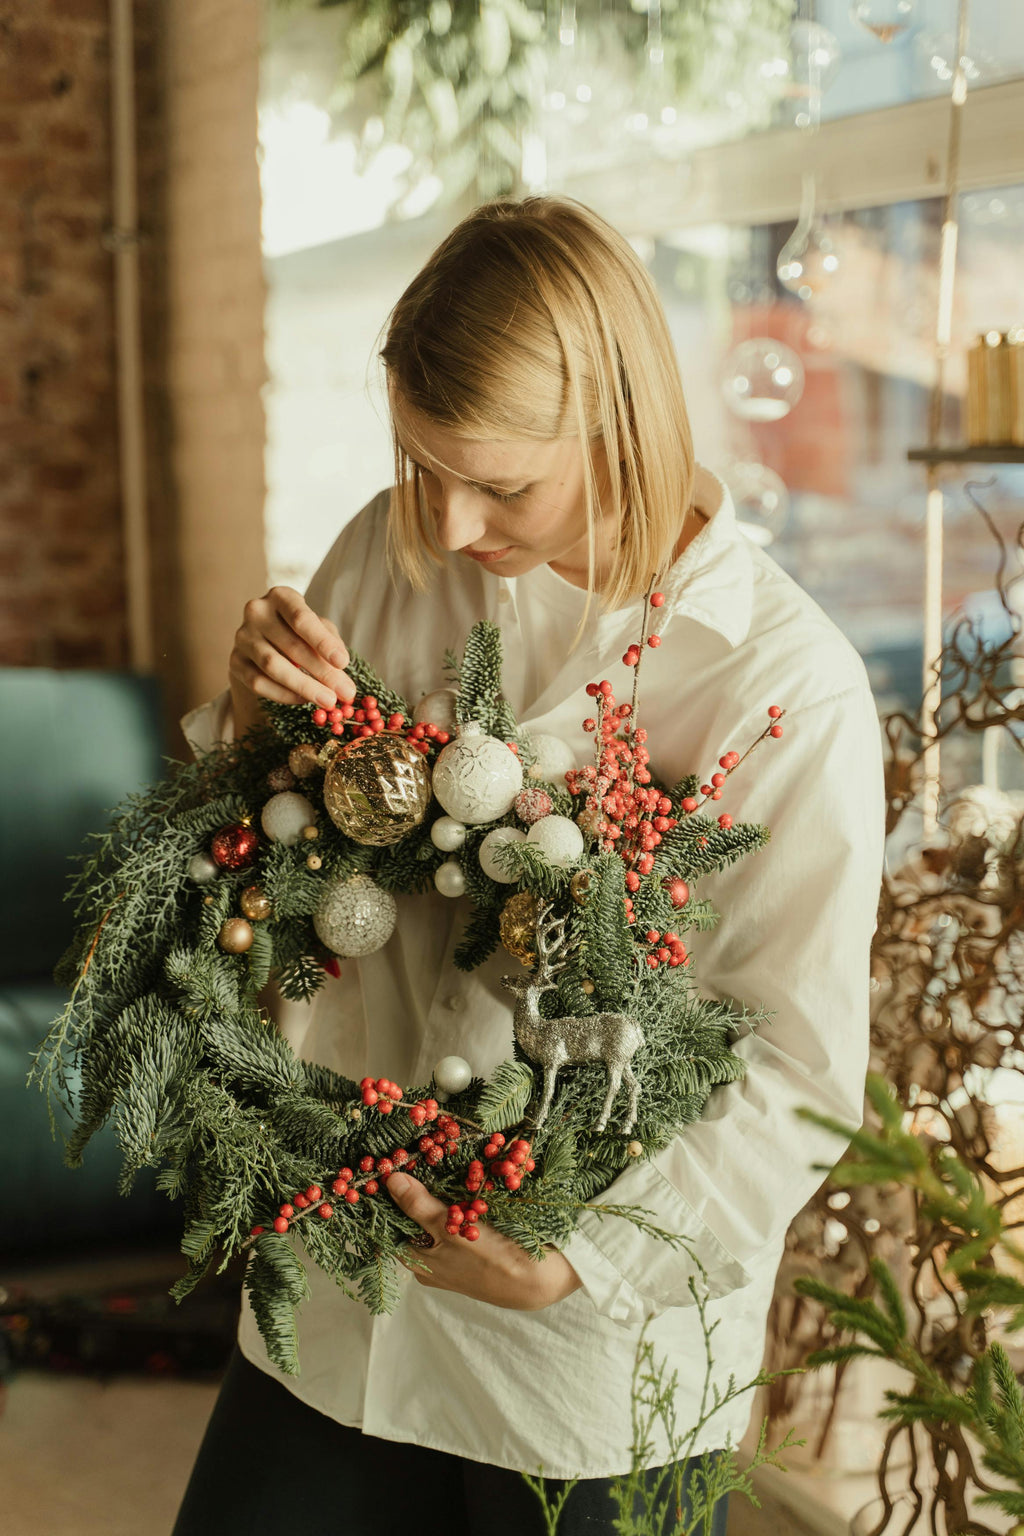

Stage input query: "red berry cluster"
[
  {"left": 446, "top": 1198, "right": 488, "bottom": 1240},
  {"left": 265, "top": 1183, "right": 337, "bottom": 1233},
  {"left": 416, "top": 1110, "right": 462, "bottom": 1166},
  {"left": 360, "top": 1075, "right": 404, "bottom": 1113},
  {"left": 308, "top": 693, "right": 451, "bottom": 757},
  {"left": 643, "top": 928, "right": 689, "bottom": 970},
  {"left": 569, "top": 678, "right": 673, "bottom": 875},
  {"left": 465, "top": 1132, "right": 535, "bottom": 1197}
]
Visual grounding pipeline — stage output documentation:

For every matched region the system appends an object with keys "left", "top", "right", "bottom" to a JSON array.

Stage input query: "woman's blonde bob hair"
[{"left": 379, "top": 195, "right": 695, "bottom": 617}]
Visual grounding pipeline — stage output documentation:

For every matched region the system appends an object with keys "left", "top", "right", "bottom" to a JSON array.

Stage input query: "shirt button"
[
  {"left": 497, "top": 588, "right": 511, "bottom": 604},
  {"left": 444, "top": 994, "right": 465, "bottom": 1012}
]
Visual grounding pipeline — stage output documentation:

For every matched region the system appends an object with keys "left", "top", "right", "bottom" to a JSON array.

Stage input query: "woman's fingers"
[
  {"left": 258, "top": 614, "right": 353, "bottom": 706},
  {"left": 270, "top": 588, "right": 356, "bottom": 702},
  {"left": 229, "top": 654, "right": 316, "bottom": 707}
]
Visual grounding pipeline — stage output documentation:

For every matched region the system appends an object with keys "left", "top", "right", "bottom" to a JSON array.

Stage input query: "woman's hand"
[
  {"left": 387, "top": 1171, "right": 583, "bottom": 1310},
  {"left": 228, "top": 585, "right": 356, "bottom": 737}
]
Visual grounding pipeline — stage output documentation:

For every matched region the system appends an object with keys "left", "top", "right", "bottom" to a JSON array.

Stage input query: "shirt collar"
[{"left": 504, "top": 463, "right": 755, "bottom": 651}]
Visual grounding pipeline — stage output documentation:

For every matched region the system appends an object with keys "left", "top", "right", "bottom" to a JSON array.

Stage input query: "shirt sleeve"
[{"left": 558, "top": 678, "right": 885, "bottom": 1326}]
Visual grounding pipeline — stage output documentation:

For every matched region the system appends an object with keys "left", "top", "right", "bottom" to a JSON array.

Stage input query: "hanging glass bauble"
[
  {"left": 777, "top": 176, "right": 841, "bottom": 301},
  {"left": 478, "top": 826, "right": 527, "bottom": 883},
  {"left": 322, "top": 733, "right": 431, "bottom": 846},
  {"left": 850, "top": 0, "right": 914, "bottom": 45},
  {"left": 721, "top": 338, "right": 804, "bottom": 422},
  {"left": 431, "top": 720, "right": 523, "bottom": 824},
  {"left": 916, "top": 30, "right": 993, "bottom": 89},
  {"left": 726, "top": 462, "right": 791, "bottom": 548},
  {"left": 784, "top": 21, "right": 841, "bottom": 130},
  {"left": 412, "top": 688, "right": 458, "bottom": 733},
  {"left": 526, "top": 814, "right": 585, "bottom": 868},
  {"left": 313, "top": 875, "right": 397, "bottom": 958},
  {"left": 525, "top": 732, "right": 576, "bottom": 784}
]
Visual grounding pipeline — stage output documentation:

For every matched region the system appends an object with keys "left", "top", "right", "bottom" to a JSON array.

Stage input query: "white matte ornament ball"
[
  {"left": 313, "top": 875, "right": 397, "bottom": 958},
  {"left": 433, "top": 1055, "right": 472, "bottom": 1094},
  {"left": 431, "top": 720, "right": 523, "bottom": 824},
  {"left": 261, "top": 791, "right": 317, "bottom": 847},
  {"left": 526, "top": 733, "right": 577, "bottom": 785},
  {"left": 527, "top": 814, "right": 585, "bottom": 868},
  {"left": 187, "top": 852, "right": 219, "bottom": 884},
  {"left": 434, "top": 860, "right": 467, "bottom": 898},
  {"left": 430, "top": 816, "right": 468, "bottom": 853},
  {"left": 478, "top": 826, "right": 527, "bottom": 883},
  {"left": 413, "top": 688, "right": 459, "bottom": 732}
]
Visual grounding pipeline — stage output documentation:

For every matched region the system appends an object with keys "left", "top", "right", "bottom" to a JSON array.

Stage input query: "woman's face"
[{"left": 392, "top": 398, "right": 617, "bottom": 589}]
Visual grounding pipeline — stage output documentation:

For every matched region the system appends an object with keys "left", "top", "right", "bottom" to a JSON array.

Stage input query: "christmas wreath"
[{"left": 32, "top": 596, "right": 784, "bottom": 1375}]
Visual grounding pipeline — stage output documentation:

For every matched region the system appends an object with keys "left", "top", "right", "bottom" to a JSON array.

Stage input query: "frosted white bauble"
[
  {"left": 261, "top": 791, "right": 317, "bottom": 847},
  {"left": 430, "top": 815, "right": 468, "bottom": 852},
  {"left": 478, "top": 826, "right": 527, "bottom": 883},
  {"left": 527, "top": 814, "right": 585, "bottom": 868},
  {"left": 434, "top": 859, "right": 467, "bottom": 898},
  {"left": 526, "top": 733, "right": 577, "bottom": 785},
  {"left": 431, "top": 720, "right": 523, "bottom": 824},
  {"left": 413, "top": 687, "right": 459, "bottom": 732},
  {"left": 187, "top": 852, "right": 219, "bottom": 884},
  {"left": 433, "top": 1055, "right": 472, "bottom": 1094},
  {"left": 313, "top": 875, "right": 397, "bottom": 958}
]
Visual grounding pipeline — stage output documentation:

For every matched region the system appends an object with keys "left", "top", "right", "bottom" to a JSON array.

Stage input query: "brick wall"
[
  {"left": 0, "top": 0, "right": 268, "bottom": 739},
  {"left": 0, "top": 0, "right": 126, "bottom": 668}
]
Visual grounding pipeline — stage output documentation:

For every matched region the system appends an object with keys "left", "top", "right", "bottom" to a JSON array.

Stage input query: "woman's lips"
[{"left": 463, "top": 546, "right": 514, "bottom": 563}]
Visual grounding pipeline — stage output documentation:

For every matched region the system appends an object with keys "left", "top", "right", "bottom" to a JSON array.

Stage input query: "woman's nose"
[{"left": 433, "top": 484, "right": 488, "bottom": 552}]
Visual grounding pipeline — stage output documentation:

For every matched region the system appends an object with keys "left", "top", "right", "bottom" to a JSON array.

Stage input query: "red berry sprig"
[
  {"left": 306, "top": 693, "right": 451, "bottom": 757},
  {"left": 446, "top": 1198, "right": 488, "bottom": 1240}
]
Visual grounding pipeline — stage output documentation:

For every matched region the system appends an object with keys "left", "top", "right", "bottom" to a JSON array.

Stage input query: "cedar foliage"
[{"left": 32, "top": 622, "right": 773, "bottom": 1376}]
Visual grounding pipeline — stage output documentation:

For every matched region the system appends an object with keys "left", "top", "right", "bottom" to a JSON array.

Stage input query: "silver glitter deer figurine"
[{"left": 501, "top": 903, "right": 645, "bottom": 1134}]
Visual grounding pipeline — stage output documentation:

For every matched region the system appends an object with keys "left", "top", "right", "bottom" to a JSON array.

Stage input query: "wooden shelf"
[{"left": 907, "top": 446, "right": 1024, "bottom": 464}]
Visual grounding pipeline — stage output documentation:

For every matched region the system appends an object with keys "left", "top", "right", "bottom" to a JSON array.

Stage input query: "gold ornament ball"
[
  {"left": 576, "top": 805, "right": 603, "bottom": 840},
  {"left": 203, "top": 895, "right": 215, "bottom": 906},
  {"left": 627, "top": 1140, "right": 643, "bottom": 1158},
  {"left": 581, "top": 978, "right": 595, "bottom": 995},
  {"left": 499, "top": 890, "right": 540, "bottom": 967},
  {"left": 303, "top": 824, "right": 319, "bottom": 840},
  {"left": 218, "top": 917, "right": 255, "bottom": 953},
  {"left": 570, "top": 869, "right": 592, "bottom": 906},
  {"left": 307, "top": 853, "right": 323, "bottom": 870},
  {"left": 289, "top": 742, "right": 323, "bottom": 780},
  {"left": 239, "top": 884, "right": 272, "bottom": 921},
  {"left": 323, "top": 733, "right": 431, "bottom": 846}
]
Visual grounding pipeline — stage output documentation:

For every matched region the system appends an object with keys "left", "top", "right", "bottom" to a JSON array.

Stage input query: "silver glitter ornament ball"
[
  {"left": 313, "top": 874, "right": 397, "bottom": 958},
  {"left": 187, "top": 852, "right": 219, "bottom": 884}
]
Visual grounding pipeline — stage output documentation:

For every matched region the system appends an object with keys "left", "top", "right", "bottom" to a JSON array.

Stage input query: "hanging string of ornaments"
[{"left": 34, "top": 590, "right": 784, "bottom": 1375}]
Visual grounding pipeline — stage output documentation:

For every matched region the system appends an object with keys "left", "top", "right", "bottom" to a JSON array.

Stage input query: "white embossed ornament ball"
[
  {"left": 433, "top": 1055, "right": 472, "bottom": 1094},
  {"left": 526, "top": 814, "right": 585, "bottom": 868},
  {"left": 478, "top": 826, "right": 527, "bottom": 883},
  {"left": 431, "top": 720, "right": 523, "bottom": 824},
  {"left": 430, "top": 815, "right": 468, "bottom": 852},
  {"left": 261, "top": 791, "right": 317, "bottom": 847},
  {"left": 434, "top": 859, "right": 467, "bottom": 898},
  {"left": 412, "top": 687, "right": 459, "bottom": 733},
  {"left": 526, "top": 733, "right": 576, "bottom": 784},
  {"left": 187, "top": 852, "right": 219, "bottom": 884},
  {"left": 313, "top": 874, "right": 397, "bottom": 958}
]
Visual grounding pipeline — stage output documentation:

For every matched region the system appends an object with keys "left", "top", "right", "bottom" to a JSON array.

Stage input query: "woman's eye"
[{"left": 489, "top": 487, "right": 528, "bottom": 505}]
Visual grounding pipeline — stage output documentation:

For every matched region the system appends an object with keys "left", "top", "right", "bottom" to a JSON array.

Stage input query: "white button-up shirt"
[{"left": 181, "top": 466, "right": 885, "bottom": 1477}]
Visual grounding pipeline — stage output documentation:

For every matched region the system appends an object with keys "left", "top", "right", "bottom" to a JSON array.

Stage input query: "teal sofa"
[{"left": 0, "top": 670, "right": 180, "bottom": 1255}]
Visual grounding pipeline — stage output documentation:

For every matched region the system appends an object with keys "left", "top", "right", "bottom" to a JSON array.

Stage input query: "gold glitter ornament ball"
[
  {"left": 323, "top": 733, "right": 431, "bottom": 846},
  {"left": 218, "top": 917, "right": 255, "bottom": 953},
  {"left": 288, "top": 742, "right": 323, "bottom": 780},
  {"left": 499, "top": 890, "right": 540, "bottom": 967},
  {"left": 239, "top": 884, "right": 272, "bottom": 921}
]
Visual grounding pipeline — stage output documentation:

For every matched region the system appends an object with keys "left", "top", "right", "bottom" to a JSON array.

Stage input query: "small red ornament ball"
[
  {"left": 211, "top": 823, "right": 259, "bottom": 870},
  {"left": 665, "top": 878, "right": 690, "bottom": 908}
]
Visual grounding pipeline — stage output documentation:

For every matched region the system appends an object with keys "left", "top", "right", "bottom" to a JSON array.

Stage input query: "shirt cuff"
[
  {"left": 180, "top": 688, "right": 234, "bottom": 758},
  {"left": 558, "top": 1228, "right": 649, "bottom": 1328}
]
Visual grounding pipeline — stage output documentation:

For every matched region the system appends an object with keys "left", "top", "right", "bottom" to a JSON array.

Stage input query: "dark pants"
[{"left": 172, "top": 1347, "right": 730, "bottom": 1535}]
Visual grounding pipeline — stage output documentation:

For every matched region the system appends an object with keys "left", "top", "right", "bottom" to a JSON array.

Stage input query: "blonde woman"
[{"left": 174, "top": 196, "right": 885, "bottom": 1535}]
